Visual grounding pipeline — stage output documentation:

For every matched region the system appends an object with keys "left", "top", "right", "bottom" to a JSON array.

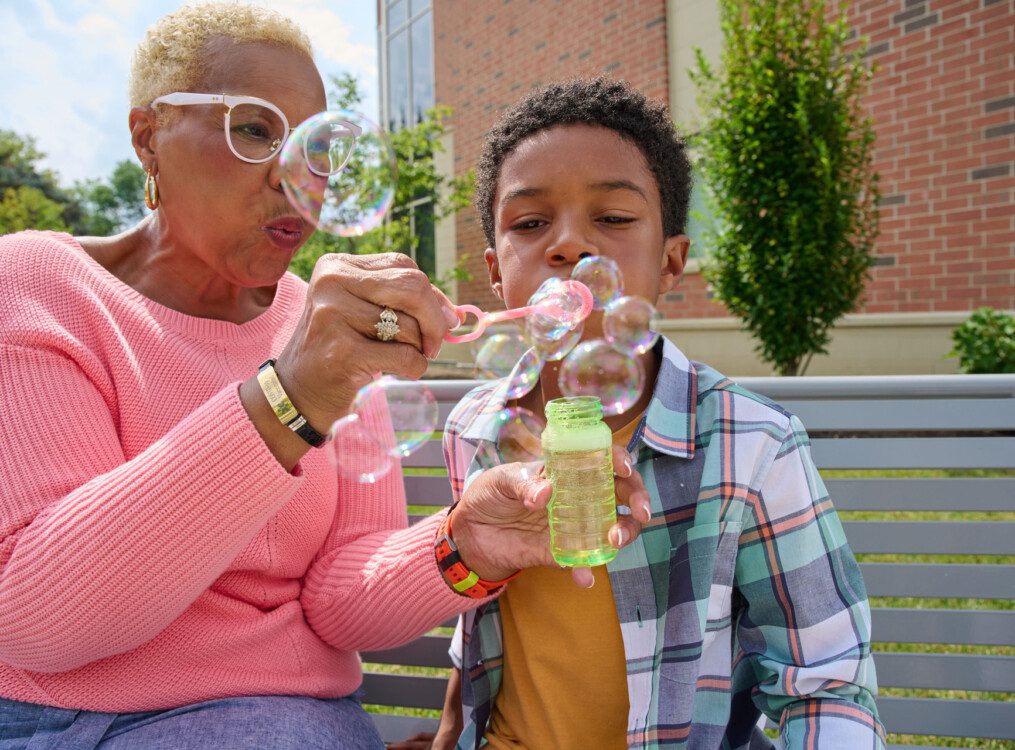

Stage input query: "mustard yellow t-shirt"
[{"left": 484, "top": 416, "right": 641, "bottom": 750}]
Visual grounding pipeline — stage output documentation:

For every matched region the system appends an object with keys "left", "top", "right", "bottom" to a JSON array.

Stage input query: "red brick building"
[{"left": 379, "top": 0, "right": 1014, "bottom": 373}]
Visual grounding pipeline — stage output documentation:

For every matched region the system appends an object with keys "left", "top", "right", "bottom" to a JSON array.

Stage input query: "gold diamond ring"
[{"left": 374, "top": 307, "right": 400, "bottom": 342}]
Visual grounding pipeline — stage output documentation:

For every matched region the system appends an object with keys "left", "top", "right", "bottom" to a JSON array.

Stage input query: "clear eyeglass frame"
[{"left": 149, "top": 92, "right": 362, "bottom": 176}]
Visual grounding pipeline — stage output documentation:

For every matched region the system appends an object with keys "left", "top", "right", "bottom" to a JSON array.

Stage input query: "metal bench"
[{"left": 363, "top": 375, "right": 1015, "bottom": 748}]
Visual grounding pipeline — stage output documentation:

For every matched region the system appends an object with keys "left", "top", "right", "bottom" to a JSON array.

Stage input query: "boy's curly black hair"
[{"left": 475, "top": 77, "right": 693, "bottom": 249}]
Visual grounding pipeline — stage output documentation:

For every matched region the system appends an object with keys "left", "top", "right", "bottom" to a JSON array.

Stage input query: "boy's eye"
[
  {"left": 599, "top": 215, "right": 635, "bottom": 224},
  {"left": 509, "top": 219, "right": 546, "bottom": 231}
]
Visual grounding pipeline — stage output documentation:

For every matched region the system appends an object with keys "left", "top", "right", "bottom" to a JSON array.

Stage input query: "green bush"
[
  {"left": 949, "top": 307, "right": 1015, "bottom": 374},
  {"left": 691, "top": 0, "right": 879, "bottom": 375}
]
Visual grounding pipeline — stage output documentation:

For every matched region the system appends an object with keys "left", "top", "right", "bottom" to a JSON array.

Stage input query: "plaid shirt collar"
[{"left": 458, "top": 336, "right": 697, "bottom": 460}]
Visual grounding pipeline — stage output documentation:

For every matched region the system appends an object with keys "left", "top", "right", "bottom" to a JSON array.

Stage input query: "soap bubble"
[
  {"left": 475, "top": 332, "right": 530, "bottom": 378},
  {"left": 504, "top": 347, "right": 543, "bottom": 399},
  {"left": 558, "top": 340, "right": 645, "bottom": 416},
  {"left": 534, "top": 321, "right": 584, "bottom": 361},
  {"left": 494, "top": 407, "right": 546, "bottom": 464},
  {"left": 571, "top": 256, "right": 623, "bottom": 310},
  {"left": 525, "top": 278, "right": 571, "bottom": 343},
  {"left": 603, "top": 296, "right": 662, "bottom": 355},
  {"left": 330, "top": 414, "right": 394, "bottom": 484},
  {"left": 351, "top": 375, "right": 438, "bottom": 458},
  {"left": 279, "top": 110, "right": 396, "bottom": 237},
  {"left": 524, "top": 278, "right": 593, "bottom": 346}
]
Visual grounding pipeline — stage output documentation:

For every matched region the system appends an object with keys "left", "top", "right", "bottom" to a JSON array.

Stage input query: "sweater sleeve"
[
  {"left": 301, "top": 389, "right": 479, "bottom": 652},
  {"left": 0, "top": 344, "right": 303, "bottom": 673}
]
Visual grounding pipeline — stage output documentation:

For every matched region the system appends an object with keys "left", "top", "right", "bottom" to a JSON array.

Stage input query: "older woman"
[{"left": 0, "top": 5, "right": 647, "bottom": 749}]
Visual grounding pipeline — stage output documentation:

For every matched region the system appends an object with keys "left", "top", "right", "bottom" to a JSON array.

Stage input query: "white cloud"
[{"left": 0, "top": 4, "right": 135, "bottom": 183}]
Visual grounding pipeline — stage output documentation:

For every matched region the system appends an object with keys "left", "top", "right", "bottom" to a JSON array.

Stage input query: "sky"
[{"left": 0, "top": 0, "right": 380, "bottom": 185}]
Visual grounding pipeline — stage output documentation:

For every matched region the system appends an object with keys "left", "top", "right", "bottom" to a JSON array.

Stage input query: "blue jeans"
[{"left": 0, "top": 693, "right": 385, "bottom": 749}]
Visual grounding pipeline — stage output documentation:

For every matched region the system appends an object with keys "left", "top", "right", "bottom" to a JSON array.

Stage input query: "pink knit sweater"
[{"left": 0, "top": 231, "right": 470, "bottom": 712}]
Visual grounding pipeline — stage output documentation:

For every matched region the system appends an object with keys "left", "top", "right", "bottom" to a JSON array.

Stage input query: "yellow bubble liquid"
[{"left": 542, "top": 396, "right": 617, "bottom": 567}]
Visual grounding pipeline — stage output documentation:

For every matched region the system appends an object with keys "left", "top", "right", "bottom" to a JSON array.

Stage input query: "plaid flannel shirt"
[{"left": 443, "top": 337, "right": 885, "bottom": 749}]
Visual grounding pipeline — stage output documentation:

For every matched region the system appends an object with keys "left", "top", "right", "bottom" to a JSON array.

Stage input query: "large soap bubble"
[
  {"left": 571, "top": 256, "right": 623, "bottom": 310},
  {"left": 558, "top": 340, "right": 646, "bottom": 416},
  {"left": 351, "top": 376, "right": 438, "bottom": 459},
  {"left": 279, "top": 110, "right": 396, "bottom": 237},
  {"left": 603, "top": 296, "right": 662, "bottom": 355}
]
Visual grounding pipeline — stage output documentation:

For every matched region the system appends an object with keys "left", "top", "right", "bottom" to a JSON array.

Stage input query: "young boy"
[{"left": 436, "top": 78, "right": 884, "bottom": 750}]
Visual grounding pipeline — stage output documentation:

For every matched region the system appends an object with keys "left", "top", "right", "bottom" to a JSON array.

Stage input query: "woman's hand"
[
  {"left": 274, "top": 252, "right": 459, "bottom": 430},
  {"left": 450, "top": 445, "right": 652, "bottom": 588}
]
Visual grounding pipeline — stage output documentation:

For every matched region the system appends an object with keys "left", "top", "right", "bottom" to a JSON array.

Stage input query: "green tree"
[
  {"left": 0, "top": 129, "right": 84, "bottom": 232},
  {"left": 691, "top": 0, "right": 879, "bottom": 375},
  {"left": 0, "top": 185, "right": 68, "bottom": 233},
  {"left": 289, "top": 74, "right": 473, "bottom": 291},
  {"left": 72, "top": 160, "right": 147, "bottom": 236}
]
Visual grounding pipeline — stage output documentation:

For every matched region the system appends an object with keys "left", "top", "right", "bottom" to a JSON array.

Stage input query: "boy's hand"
[{"left": 452, "top": 445, "right": 652, "bottom": 588}]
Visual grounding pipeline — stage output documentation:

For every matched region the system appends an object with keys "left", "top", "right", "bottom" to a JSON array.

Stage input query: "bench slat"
[
  {"left": 859, "top": 563, "right": 1015, "bottom": 600},
  {"left": 780, "top": 398, "right": 1015, "bottom": 431},
  {"left": 871, "top": 607, "right": 1015, "bottom": 646},
  {"left": 874, "top": 652, "right": 1015, "bottom": 693},
  {"left": 878, "top": 696, "right": 1015, "bottom": 739},
  {"left": 363, "top": 610, "right": 1015, "bottom": 669},
  {"left": 428, "top": 376, "right": 1015, "bottom": 401},
  {"left": 361, "top": 673, "right": 447, "bottom": 710},
  {"left": 363, "top": 635, "right": 452, "bottom": 669},
  {"left": 407, "top": 476, "right": 1015, "bottom": 512},
  {"left": 827, "top": 478, "right": 1015, "bottom": 512},
  {"left": 843, "top": 521, "right": 1015, "bottom": 555},
  {"left": 404, "top": 475, "right": 454, "bottom": 505},
  {"left": 809, "top": 436, "right": 1015, "bottom": 470},
  {"left": 371, "top": 714, "right": 439, "bottom": 745},
  {"left": 406, "top": 435, "right": 1015, "bottom": 470}
]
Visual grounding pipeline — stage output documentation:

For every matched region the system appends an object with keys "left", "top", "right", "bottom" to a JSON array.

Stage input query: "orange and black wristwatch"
[{"left": 435, "top": 509, "right": 521, "bottom": 598}]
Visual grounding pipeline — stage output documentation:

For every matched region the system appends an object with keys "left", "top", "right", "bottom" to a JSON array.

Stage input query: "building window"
[{"left": 381, "top": 0, "right": 435, "bottom": 275}]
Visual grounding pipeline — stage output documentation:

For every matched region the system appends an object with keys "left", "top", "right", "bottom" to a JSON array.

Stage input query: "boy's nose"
[{"left": 546, "top": 239, "right": 596, "bottom": 267}]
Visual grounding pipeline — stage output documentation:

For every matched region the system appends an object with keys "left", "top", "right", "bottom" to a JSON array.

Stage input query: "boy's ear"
[
  {"left": 484, "top": 247, "right": 505, "bottom": 301},
  {"left": 659, "top": 235, "right": 691, "bottom": 295}
]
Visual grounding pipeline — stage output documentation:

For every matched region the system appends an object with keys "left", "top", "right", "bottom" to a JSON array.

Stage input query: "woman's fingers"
[{"left": 332, "top": 253, "right": 454, "bottom": 359}]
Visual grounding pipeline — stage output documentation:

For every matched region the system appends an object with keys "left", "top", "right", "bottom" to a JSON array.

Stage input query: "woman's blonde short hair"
[{"left": 129, "top": 3, "right": 313, "bottom": 111}]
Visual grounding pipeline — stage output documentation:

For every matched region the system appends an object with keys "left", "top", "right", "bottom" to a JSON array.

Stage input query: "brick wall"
[
  {"left": 433, "top": 0, "right": 669, "bottom": 309},
  {"left": 433, "top": 0, "right": 1015, "bottom": 316},
  {"left": 846, "top": 0, "right": 1014, "bottom": 314}
]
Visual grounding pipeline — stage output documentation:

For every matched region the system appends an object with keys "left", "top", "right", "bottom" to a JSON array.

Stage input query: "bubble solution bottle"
[{"left": 541, "top": 396, "right": 618, "bottom": 567}]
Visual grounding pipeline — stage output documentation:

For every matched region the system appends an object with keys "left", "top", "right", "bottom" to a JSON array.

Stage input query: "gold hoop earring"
[{"left": 144, "top": 168, "right": 160, "bottom": 210}]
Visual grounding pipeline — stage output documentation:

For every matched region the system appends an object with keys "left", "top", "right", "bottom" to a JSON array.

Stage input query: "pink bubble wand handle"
[{"left": 444, "top": 280, "right": 593, "bottom": 344}]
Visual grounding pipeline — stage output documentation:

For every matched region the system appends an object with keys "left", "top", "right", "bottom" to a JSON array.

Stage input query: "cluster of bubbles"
[
  {"left": 475, "top": 257, "right": 662, "bottom": 467},
  {"left": 277, "top": 109, "right": 660, "bottom": 482}
]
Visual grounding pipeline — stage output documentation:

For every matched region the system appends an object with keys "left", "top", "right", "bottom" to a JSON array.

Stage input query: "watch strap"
[
  {"left": 435, "top": 509, "right": 520, "bottom": 598},
  {"left": 257, "top": 359, "right": 328, "bottom": 448}
]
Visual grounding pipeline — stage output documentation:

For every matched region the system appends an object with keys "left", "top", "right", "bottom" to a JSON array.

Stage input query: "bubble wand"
[{"left": 444, "top": 280, "right": 594, "bottom": 344}]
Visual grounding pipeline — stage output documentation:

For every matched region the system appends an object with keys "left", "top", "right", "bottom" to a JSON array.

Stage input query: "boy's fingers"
[
  {"left": 615, "top": 471, "right": 652, "bottom": 523},
  {"left": 610, "top": 444, "right": 633, "bottom": 478},
  {"left": 570, "top": 566, "right": 595, "bottom": 588},
  {"left": 609, "top": 516, "right": 642, "bottom": 549}
]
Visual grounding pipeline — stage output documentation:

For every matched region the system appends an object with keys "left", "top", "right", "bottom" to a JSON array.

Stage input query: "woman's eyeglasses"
[{"left": 150, "top": 92, "right": 361, "bottom": 176}]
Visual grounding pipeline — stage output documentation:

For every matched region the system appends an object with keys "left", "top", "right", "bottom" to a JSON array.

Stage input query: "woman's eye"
[{"left": 234, "top": 124, "right": 271, "bottom": 140}]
